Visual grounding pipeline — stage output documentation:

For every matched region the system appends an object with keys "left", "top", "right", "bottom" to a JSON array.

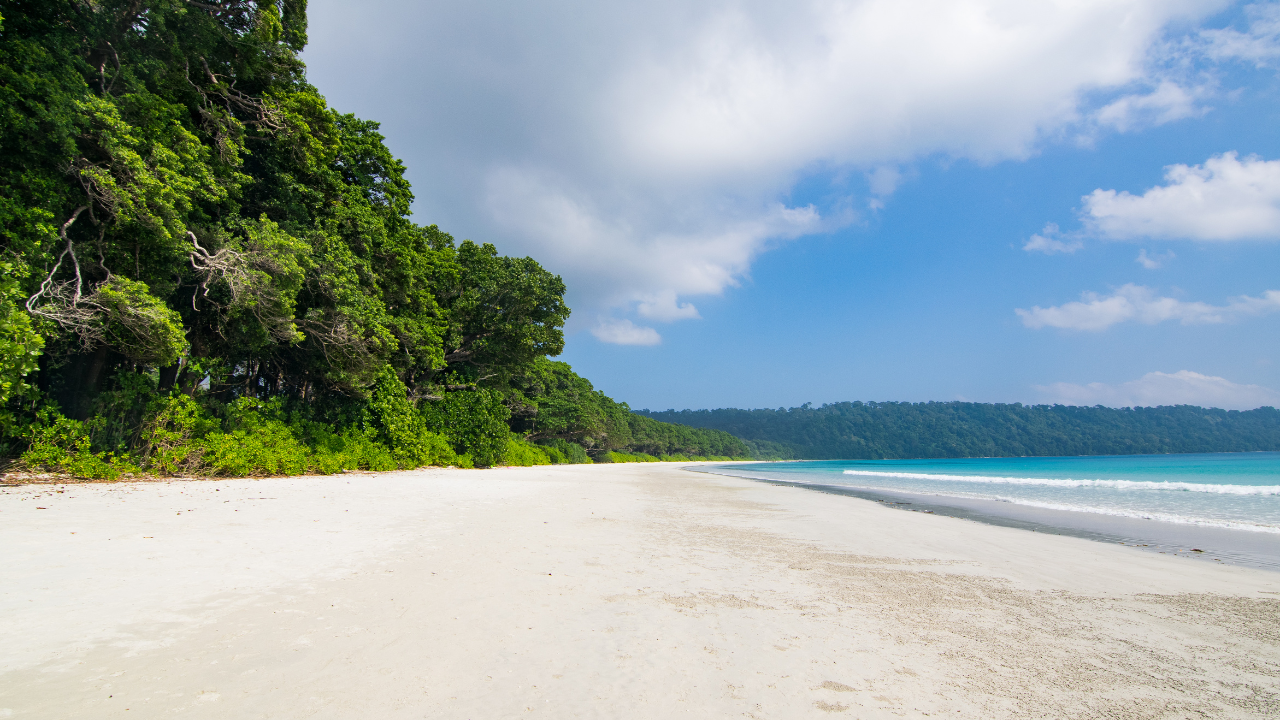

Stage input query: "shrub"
[
  {"left": 196, "top": 398, "right": 310, "bottom": 476},
  {"left": 199, "top": 421, "right": 311, "bottom": 477},
  {"left": 140, "top": 393, "right": 217, "bottom": 474},
  {"left": 368, "top": 367, "right": 460, "bottom": 468},
  {"left": 502, "top": 438, "right": 551, "bottom": 466},
  {"left": 537, "top": 438, "right": 592, "bottom": 464},
  {"left": 306, "top": 427, "right": 397, "bottom": 473},
  {"left": 421, "top": 387, "right": 512, "bottom": 466},
  {"left": 21, "top": 409, "right": 138, "bottom": 480},
  {"left": 602, "top": 451, "right": 659, "bottom": 463}
]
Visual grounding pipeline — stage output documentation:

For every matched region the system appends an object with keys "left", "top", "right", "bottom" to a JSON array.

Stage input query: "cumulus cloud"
[
  {"left": 304, "top": 0, "right": 1231, "bottom": 343},
  {"left": 1037, "top": 370, "right": 1280, "bottom": 410},
  {"left": 591, "top": 319, "right": 662, "bottom": 346},
  {"left": 1023, "top": 223, "right": 1083, "bottom": 254},
  {"left": 483, "top": 167, "right": 821, "bottom": 339},
  {"left": 1016, "top": 284, "right": 1280, "bottom": 331},
  {"left": 1083, "top": 152, "right": 1280, "bottom": 241}
]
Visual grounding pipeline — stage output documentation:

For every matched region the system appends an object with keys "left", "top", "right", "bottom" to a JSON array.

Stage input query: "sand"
[{"left": 2, "top": 463, "right": 1278, "bottom": 718}]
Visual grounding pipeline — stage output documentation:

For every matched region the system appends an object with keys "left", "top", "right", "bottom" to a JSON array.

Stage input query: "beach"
[{"left": 2, "top": 463, "right": 1279, "bottom": 718}]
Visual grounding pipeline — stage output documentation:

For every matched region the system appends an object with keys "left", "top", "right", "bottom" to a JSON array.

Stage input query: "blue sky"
[{"left": 304, "top": 0, "right": 1280, "bottom": 411}]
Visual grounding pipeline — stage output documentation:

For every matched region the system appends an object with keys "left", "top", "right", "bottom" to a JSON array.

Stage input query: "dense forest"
[
  {"left": 639, "top": 402, "right": 1280, "bottom": 460},
  {"left": 0, "top": 1, "right": 747, "bottom": 478}
]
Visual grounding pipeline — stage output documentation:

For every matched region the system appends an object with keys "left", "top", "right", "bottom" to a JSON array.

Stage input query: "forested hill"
[
  {"left": 0, "top": 1, "right": 745, "bottom": 477},
  {"left": 637, "top": 403, "right": 1280, "bottom": 459}
]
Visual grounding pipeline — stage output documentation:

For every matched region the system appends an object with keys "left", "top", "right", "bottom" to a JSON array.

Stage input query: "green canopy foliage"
[
  {"left": 0, "top": 1, "right": 740, "bottom": 475},
  {"left": 512, "top": 358, "right": 750, "bottom": 460},
  {"left": 639, "top": 402, "right": 1280, "bottom": 460}
]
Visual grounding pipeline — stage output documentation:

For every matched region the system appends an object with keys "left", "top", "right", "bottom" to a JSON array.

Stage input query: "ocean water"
[{"left": 709, "top": 452, "right": 1280, "bottom": 535}]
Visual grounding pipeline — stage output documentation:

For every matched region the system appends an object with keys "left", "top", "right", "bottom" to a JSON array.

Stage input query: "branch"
[
  {"left": 187, "top": 230, "right": 246, "bottom": 309},
  {"left": 27, "top": 206, "right": 88, "bottom": 313},
  {"left": 105, "top": 42, "right": 122, "bottom": 95}
]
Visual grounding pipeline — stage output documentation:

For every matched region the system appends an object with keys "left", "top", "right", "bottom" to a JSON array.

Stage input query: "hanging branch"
[
  {"left": 184, "top": 55, "right": 284, "bottom": 161},
  {"left": 27, "top": 206, "right": 88, "bottom": 312},
  {"left": 25, "top": 206, "right": 107, "bottom": 346},
  {"left": 187, "top": 230, "right": 248, "bottom": 310},
  {"left": 185, "top": 56, "right": 284, "bottom": 133},
  {"left": 187, "top": 231, "right": 302, "bottom": 344}
]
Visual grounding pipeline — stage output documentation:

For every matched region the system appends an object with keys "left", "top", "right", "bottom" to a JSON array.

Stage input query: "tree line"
[
  {"left": 638, "top": 402, "right": 1280, "bottom": 459},
  {"left": 0, "top": 1, "right": 747, "bottom": 478}
]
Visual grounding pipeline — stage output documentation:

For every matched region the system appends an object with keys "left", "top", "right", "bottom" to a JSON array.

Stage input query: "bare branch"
[
  {"left": 187, "top": 230, "right": 247, "bottom": 309},
  {"left": 27, "top": 206, "right": 88, "bottom": 315},
  {"left": 104, "top": 42, "right": 122, "bottom": 95}
]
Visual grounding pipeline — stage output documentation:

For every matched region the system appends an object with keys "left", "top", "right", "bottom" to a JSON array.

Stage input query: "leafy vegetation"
[
  {"left": 511, "top": 358, "right": 749, "bottom": 461},
  {"left": 0, "top": 1, "right": 745, "bottom": 478},
  {"left": 639, "top": 402, "right": 1280, "bottom": 459}
]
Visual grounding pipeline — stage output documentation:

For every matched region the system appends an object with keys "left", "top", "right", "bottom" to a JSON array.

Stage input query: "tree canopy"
[
  {"left": 0, "top": 1, "right": 743, "bottom": 475},
  {"left": 639, "top": 402, "right": 1280, "bottom": 460}
]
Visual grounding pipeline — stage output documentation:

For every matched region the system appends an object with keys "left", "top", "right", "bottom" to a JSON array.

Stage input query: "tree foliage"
[
  {"left": 512, "top": 358, "right": 750, "bottom": 461},
  {"left": 639, "top": 402, "right": 1280, "bottom": 460},
  {"left": 0, "top": 1, "right": 720, "bottom": 476}
]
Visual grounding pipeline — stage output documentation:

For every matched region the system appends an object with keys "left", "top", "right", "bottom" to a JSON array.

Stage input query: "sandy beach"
[{"left": 2, "top": 463, "right": 1279, "bottom": 718}]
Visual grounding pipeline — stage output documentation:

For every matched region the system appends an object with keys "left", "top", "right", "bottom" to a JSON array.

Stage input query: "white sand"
[{"left": 2, "top": 463, "right": 1278, "bottom": 718}]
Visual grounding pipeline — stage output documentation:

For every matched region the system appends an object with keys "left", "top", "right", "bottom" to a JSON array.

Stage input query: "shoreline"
[
  {"left": 695, "top": 468, "right": 1280, "bottom": 572},
  {"left": 698, "top": 457, "right": 1280, "bottom": 571},
  {"left": 3, "top": 463, "right": 1278, "bottom": 717}
]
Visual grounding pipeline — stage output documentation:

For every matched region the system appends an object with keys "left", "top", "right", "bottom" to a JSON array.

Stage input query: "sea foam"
[
  {"left": 841, "top": 470, "right": 1280, "bottom": 495},
  {"left": 985, "top": 496, "right": 1280, "bottom": 534}
]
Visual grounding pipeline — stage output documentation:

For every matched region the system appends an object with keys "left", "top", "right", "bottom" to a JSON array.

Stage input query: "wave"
[
  {"left": 983, "top": 496, "right": 1280, "bottom": 534},
  {"left": 841, "top": 470, "right": 1280, "bottom": 495}
]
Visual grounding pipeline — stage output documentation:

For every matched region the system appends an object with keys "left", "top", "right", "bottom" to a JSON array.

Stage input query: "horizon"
[{"left": 637, "top": 399, "right": 1280, "bottom": 413}]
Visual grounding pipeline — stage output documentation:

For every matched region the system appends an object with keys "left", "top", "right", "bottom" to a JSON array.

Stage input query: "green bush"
[
  {"left": 307, "top": 427, "right": 398, "bottom": 473},
  {"left": 199, "top": 423, "right": 311, "bottom": 477},
  {"left": 421, "top": 387, "right": 512, "bottom": 466},
  {"left": 537, "top": 438, "right": 592, "bottom": 464},
  {"left": 368, "top": 367, "right": 461, "bottom": 468},
  {"left": 602, "top": 451, "right": 660, "bottom": 463},
  {"left": 21, "top": 409, "right": 138, "bottom": 480},
  {"left": 140, "top": 394, "right": 218, "bottom": 474},
  {"left": 502, "top": 438, "right": 551, "bottom": 466}
]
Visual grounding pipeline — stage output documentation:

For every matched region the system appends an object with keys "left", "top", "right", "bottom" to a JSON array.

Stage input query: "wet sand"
[
  {"left": 2, "top": 463, "right": 1278, "bottom": 718},
  {"left": 697, "top": 469, "right": 1280, "bottom": 571}
]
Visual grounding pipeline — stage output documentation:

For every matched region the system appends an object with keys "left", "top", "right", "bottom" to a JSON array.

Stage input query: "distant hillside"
[{"left": 636, "top": 402, "right": 1280, "bottom": 459}]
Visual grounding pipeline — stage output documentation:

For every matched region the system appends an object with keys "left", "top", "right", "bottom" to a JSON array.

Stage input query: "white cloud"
[
  {"left": 304, "top": 0, "right": 1231, "bottom": 337},
  {"left": 591, "top": 319, "right": 662, "bottom": 346},
  {"left": 1136, "top": 248, "right": 1175, "bottom": 268},
  {"left": 636, "top": 291, "right": 701, "bottom": 321},
  {"left": 1016, "top": 284, "right": 1280, "bottom": 331},
  {"left": 1023, "top": 223, "right": 1083, "bottom": 254},
  {"left": 867, "top": 166, "right": 902, "bottom": 197},
  {"left": 1198, "top": 2, "right": 1280, "bottom": 66},
  {"left": 1092, "top": 80, "right": 1208, "bottom": 132},
  {"left": 612, "top": 1, "right": 1224, "bottom": 174},
  {"left": 483, "top": 166, "right": 822, "bottom": 341},
  {"left": 1037, "top": 370, "right": 1280, "bottom": 410},
  {"left": 1083, "top": 152, "right": 1280, "bottom": 240}
]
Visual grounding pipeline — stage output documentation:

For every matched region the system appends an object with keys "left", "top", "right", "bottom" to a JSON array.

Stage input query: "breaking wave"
[{"left": 841, "top": 470, "right": 1280, "bottom": 495}]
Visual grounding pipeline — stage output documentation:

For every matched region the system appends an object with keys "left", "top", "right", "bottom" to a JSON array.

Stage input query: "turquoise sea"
[{"left": 711, "top": 452, "right": 1280, "bottom": 535}]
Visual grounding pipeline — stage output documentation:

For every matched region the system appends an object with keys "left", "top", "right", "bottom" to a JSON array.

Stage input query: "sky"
[{"left": 302, "top": 0, "right": 1280, "bottom": 412}]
